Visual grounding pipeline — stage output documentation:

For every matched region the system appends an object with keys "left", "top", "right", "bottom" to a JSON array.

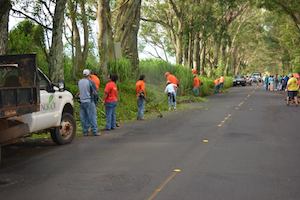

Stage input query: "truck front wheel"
[{"left": 50, "top": 113, "right": 76, "bottom": 145}]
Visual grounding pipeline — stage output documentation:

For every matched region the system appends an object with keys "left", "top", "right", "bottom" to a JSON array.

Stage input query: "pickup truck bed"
[{"left": 0, "top": 54, "right": 40, "bottom": 119}]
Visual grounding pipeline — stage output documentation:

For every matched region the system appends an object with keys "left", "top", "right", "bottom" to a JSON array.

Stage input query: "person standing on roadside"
[
  {"left": 103, "top": 74, "right": 118, "bottom": 131},
  {"left": 214, "top": 78, "right": 220, "bottom": 94},
  {"left": 268, "top": 75, "right": 274, "bottom": 91},
  {"left": 136, "top": 75, "right": 146, "bottom": 120},
  {"left": 193, "top": 74, "right": 201, "bottom": 96},
  {"left": 78, "top": 69, "right": 99, "bottom": 136},
  {"left": 165, "top": 82, "right": 177, "bottom": 111},
  {"left": 264, "top": 75, "right": 269, "bottom": 91},
  {"left": 89, "top": 71, "right": 100, "bottom": 91},
  {"left": 286, "top": 74, "right": 299, "bottom": 105}
]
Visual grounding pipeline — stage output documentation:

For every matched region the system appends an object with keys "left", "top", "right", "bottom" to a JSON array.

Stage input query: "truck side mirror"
[{"left": 58, "top": 80, "right": 65, "bottom": 92}]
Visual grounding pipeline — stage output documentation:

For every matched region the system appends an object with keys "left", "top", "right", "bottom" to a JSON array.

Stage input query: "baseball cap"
[{"left": 83, "top": 69, "right": 90, "bottom": 76}]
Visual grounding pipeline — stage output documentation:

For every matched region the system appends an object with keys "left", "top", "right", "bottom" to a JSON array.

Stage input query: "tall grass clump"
[
  {"left": 199, "top": 76, "right": 214, "bottom": 96},
  {"left": 224, "top": 76, "right": 233, "bottom": 88},
  {"left": 140, "top": 59, "right": 193, "bottom": 95},
  {"left": 108, "top": 58, "right": 133, "bottom": 81}
]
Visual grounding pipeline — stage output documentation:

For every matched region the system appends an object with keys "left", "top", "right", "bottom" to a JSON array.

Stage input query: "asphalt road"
[{"left": 0, "top": 86, "right": 300, "bottom": 200}]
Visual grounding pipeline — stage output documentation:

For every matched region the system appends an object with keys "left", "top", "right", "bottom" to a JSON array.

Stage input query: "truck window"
[{"left": 38, "top": 71, "right": 51, "bottom": 90}]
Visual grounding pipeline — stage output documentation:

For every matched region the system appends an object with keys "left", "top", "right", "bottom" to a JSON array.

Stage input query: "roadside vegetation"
[{"left": 65, "top": 58, "right": 233, "bottom": 134}]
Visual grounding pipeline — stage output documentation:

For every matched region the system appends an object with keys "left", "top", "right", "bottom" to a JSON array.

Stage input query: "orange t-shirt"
[
  {"left": 193, "top": 76, "right": 201, "bottom": 88},
  {"left": 104, "top": 81, "right": 118, "bottom": 103},
  {"left": 89, "top": 74, "right": 100, "bottom": 90},
  {"left": 167, "top": 74, "right": 179, "bottom": 85},
  {"left": 214, "top": 79, "right": 220, "bottom": 85},
  {"left": 219, "top": 76, "right": 224, "bottom": 83},
  {"left": 136, "top": 80, "right": 146, "bottom": 96}
]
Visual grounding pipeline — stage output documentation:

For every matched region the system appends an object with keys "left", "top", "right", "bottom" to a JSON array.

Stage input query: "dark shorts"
[{"left": 288, "top": 91, "right": 298, "bottom": 98}]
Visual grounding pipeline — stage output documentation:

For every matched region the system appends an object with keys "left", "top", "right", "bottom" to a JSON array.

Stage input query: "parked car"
[
  {"left": 251, "top": 72, "right": 262, "bottom": 83},
  {"left": 245, "top": 76, "right": 253, "bottom": 86},
  {"left": 233, "top": 75, "right": 246, "bottom": 86}
]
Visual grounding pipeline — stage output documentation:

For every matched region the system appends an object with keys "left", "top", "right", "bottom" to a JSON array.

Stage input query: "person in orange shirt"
[
  {"left": 192, "top": 69, "right": 197, "bottom": 75},
  {"left": 193, "top": 74, "right": 201, "bottom": 96},
  {"left": 136, "top": 75, "right": 146, "bottom": 120},
  {"left": 103, "top": 74, "right": 118, "bottom": 131},
  {"left": 219, "top": 76, "right": 225, "bottom": 91},
  {"left": 165, "top": 72, "right": 179, "bottom": 86},
  {"left": 214, "top": 78, "right": 220, "bottom": 94},
  {"left": 89, "top": 71, "right": 100, "bottom": 91}
]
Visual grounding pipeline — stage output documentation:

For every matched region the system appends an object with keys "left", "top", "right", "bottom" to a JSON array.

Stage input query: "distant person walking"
[
  {"left": 268, "top": 76, "right": 274, "bottom": 91},
  {"left": 103, "top": 74, "right": 118, "bottom": 131},
  {"left": 78, "top": 69, "right": 99, "bottom": 136},
  {"left": 165, "top": 82, "right": 177, "bottom": 111},
  {"left": 136, "top": 75, "right": 146, "bottom": 120},
  {"left": 264, "top": 75, "right": 269, "bottom": 91},
  {"left": 282, "top": 75, "right": 289, "bottom": 91},
  {"left": 193, "top": 74, "right": 201, "bottom": 96}
]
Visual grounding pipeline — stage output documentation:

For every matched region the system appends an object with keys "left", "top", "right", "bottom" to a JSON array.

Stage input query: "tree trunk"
[
  {"left": 68, "top": 0, "right": 89, "bottom": 78},
  {"left": 193, "top": 32, "right": 200, "bottom": 73},
  {"left": 114, "top": 0, "right": 141, "bottom": 71},
  {"left": 175, "top": 34, "right": 183, "bottom": 65},
  {"left": 187, "top": 31, "right": 194, "bottom": 68},
  {"left": 232, "top": 46, "right": 239, "bottom": 75},
  {"left": 200, "top": 40, "right": 206, "bottom": 76},
  {"left": 49, "top": 0, "right": 67, "bottom": 82},
  {"left": 97, "top": 0, "right": 115, "bottom": 76},
  {"left": 0, "top": 0, "right": 11, "bottom": 55}
]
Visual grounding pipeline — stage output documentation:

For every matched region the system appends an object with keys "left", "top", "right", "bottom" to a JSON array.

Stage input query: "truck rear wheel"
[{"left": 50, "top": 113, "right": 76, "bottom": 145}]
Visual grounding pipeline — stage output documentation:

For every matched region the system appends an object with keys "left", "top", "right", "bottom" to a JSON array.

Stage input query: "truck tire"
[{"left": 50, "top": 113, "right": 76, "bottom": 145}]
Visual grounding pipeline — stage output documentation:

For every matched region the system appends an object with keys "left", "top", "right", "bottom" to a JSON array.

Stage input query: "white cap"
[{"left": 83, "top": 69, "right": 90, "bottom": 76}]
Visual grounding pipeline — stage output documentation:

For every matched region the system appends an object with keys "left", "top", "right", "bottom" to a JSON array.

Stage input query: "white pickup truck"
[{"left": 0, "top": 54, "right": 76, "bottom": 161}]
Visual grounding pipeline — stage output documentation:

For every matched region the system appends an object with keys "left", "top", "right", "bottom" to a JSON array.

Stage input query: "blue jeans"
[
  {"left": 137, "top": 97, "right": 145, "bottom": 119},
  {"left": 168, "top": 92, "right": 176, "bottom": 109},
  {"left": 80, "top": 102, "right": 98, "bottom": 135},
  {"left": 105, "top": 102, "right": 117, "bottom": 130}
]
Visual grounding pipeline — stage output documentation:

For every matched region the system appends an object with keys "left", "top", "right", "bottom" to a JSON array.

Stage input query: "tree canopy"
[{"left": 0, "top": 0, "right": 299, "bottom": 82}]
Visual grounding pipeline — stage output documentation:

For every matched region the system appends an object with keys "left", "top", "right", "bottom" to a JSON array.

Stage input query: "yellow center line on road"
[
  {"left": 238, "top": 101, "right": 244, "bottom": 107},
  {"left": 218, "top": 114, "right": 232, "bottom": 127},
  {"left": 147, "top": 169, "right": 182, "bottom": 200}
]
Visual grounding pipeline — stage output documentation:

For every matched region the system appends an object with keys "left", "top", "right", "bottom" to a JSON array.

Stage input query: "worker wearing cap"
[{"left": 78, "top": 69, "right": 99, "bottom": 136}]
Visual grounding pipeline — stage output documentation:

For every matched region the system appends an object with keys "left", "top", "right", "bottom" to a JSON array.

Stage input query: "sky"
[{"left": 9, "top": 14, "right": 176, "bottom": 64}]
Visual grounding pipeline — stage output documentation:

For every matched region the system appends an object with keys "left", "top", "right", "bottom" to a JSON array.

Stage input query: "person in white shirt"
[{"left": 165, "top": 82, "right": 177, "bottom": 111}]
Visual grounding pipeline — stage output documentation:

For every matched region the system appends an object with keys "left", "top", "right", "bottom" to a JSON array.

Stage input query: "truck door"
[{"left": 29, "top": 71, "right": 60, "bottom": 131}]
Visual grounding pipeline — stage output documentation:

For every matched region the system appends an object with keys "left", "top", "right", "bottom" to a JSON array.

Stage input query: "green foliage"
[
  {"left": 107, "top": 58, "right": 133, "bottom": 82},
  {"left": 224, "top": 76, "right": 234, "bottom": 88},
  {"left": 199, "top": 76, "right": 214, "bottom": 96},
  {"left": 8, "top": 20, "right": 48, "bottom": 74},
  {"left": 140, "top": 59, "right": 193, "bottom": 95}
]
